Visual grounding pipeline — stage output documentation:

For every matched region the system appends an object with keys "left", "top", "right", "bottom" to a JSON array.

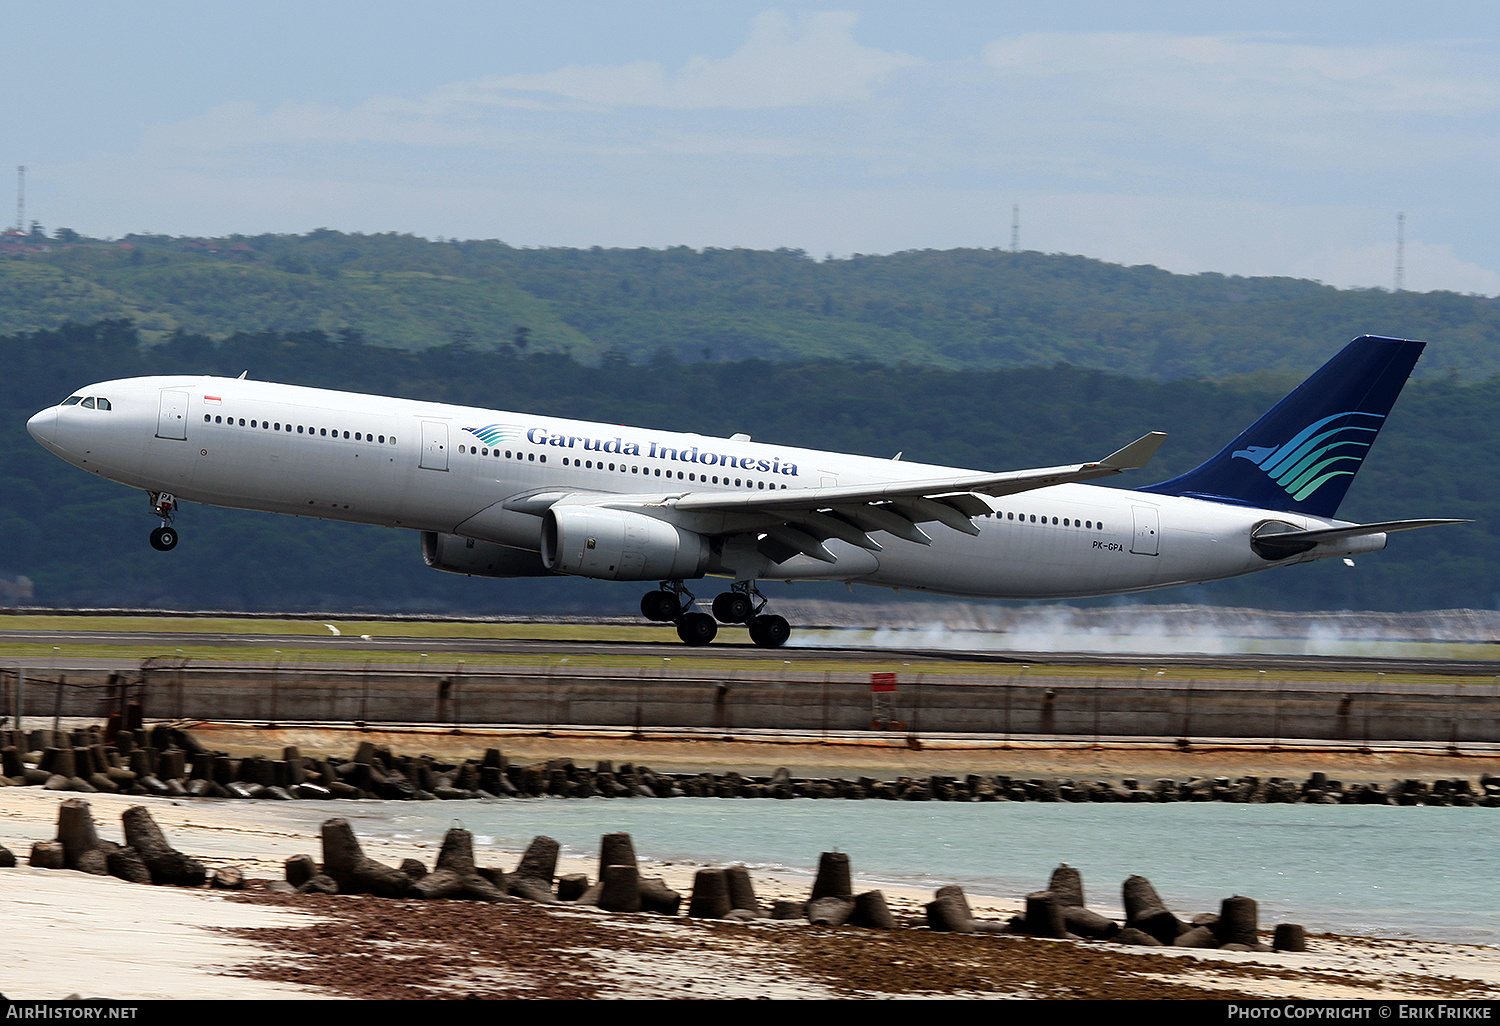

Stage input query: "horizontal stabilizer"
[{"left": 1252, "top": 518, "right": 1468, "bottom": 559}]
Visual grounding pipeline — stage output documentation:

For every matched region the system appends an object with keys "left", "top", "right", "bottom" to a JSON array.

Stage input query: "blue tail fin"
[{"left": 1136, "top": 336, "right": 1425, "bottom": 518}]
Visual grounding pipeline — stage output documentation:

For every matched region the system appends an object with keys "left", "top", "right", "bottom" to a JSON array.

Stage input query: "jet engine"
[
  {"left": 541, "top": 505, "right": 710, "bottom": 581},
  {"left": 421, "top": 532, "right": 552, "bottom": 578}
]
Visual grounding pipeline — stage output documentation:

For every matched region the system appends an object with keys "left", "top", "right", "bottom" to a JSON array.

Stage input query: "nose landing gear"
[{"left": 148, "top": 492, "right": 178, "bottom": 551}]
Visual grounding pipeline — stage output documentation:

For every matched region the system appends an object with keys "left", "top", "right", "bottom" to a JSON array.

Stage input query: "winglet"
[{"left": 1098, "top": 431, "right": 1167, "bottom": 471}]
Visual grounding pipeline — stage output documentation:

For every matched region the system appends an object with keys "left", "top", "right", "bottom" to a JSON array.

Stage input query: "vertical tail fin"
[{"left": 1136, "top": 336, "right": 1425, "bottom": 518}]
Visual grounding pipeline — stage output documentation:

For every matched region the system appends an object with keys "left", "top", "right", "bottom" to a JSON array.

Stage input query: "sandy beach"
[{"left": 2, "top": 729, "right": 1499, "bottom": 1001}]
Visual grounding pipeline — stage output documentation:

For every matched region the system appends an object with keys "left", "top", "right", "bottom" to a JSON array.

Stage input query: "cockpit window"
[
  {"left": 61, "top": 395, "right": 83, "bottom": 406},
  {"left": 81, "top": 397, "right": 96, "bottom": 409},
  {"left": 96, "top": 398, "right": 111, "bottom": 410}
]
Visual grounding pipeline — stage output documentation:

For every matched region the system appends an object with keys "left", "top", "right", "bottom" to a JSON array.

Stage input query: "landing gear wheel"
[
  {"left": 676, "top": 612, "right": 718, "bottom": 646},
  {"left": 712, "top": 591, "right": 753, "bottom": 624},
  {"left": 748, "top": 614, "right": 790, "bottom": 648},
  {"left": 641, "top": 590, "right": 681, "bottom": 622},
  {"left": 147, "top": 491, "right": 178, "bottom": 551}
]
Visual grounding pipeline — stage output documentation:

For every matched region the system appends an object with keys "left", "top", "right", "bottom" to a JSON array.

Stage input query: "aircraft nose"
[{"left": 26, "top": 407, "right": 57, "bottom": 448}]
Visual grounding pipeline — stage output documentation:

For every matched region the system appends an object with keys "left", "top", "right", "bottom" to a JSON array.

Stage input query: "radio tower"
[
  {"left": 1010, "top": 204, "right": 1019, "bottom": 253},
  {"left": 1394, "top": 212, "right": 1405, "bottom": 292},
  {"left": 13, "top": 166, "right": 23, "bottom": 233}
]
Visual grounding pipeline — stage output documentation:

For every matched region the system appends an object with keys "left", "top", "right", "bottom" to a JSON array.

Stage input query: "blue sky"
[{"left": 6, "top": 1, "right": 1500, "bottom": 293}]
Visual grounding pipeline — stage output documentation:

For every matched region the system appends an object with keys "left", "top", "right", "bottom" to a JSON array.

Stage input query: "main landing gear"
[
  {"left": 147, "top": 491, "right": 178, "bottom": 551},
  {"left": 641, "top": 580, "right": 791, "bottom": 648}
]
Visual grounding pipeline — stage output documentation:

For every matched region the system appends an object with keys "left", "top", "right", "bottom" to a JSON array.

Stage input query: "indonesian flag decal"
[{"left": 204, "top": 396, "right": 222, "bottom": 405}]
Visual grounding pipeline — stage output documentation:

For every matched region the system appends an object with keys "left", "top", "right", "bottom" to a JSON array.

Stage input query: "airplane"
[{"left": 25, "top": 335, "right": 1464, "bottom": 648}]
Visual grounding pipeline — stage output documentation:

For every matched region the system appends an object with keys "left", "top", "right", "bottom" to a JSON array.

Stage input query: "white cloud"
[
  {"left": 144, "top": 96, "right": 502, "bottom": 155},
  {"left": 1292, "top": 240, "right": 1500, "bottom": 295},
  {"left": 980, "top": 31, "right": 1500, "bottom": 119},
  {"left": 137, "top": 11, "right": 921, "bottom": 163},
  {"left": 466, "top": 11, "right": 922, "bottom": 110},
  {"left": 46, "top": 13, "right": 1500, "bottom": 296}
]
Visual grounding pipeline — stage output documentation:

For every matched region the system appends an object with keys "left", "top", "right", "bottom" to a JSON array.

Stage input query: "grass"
[{"left": 0, "top": 613, "right": 1496, "bottom": 688}]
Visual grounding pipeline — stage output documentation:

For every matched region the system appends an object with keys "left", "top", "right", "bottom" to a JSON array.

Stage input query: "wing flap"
[
  {"left": 889, "top": 496, "right": 982, "bottom": 536},
  {"left": 791, "top": 510, "right": 884, "bottom": 551},
  {"left": 829, "top": 502, "right": 933, "bottom": 545},
  {"left": 761, "top": 525, "right": 837, "bottom": 564}
]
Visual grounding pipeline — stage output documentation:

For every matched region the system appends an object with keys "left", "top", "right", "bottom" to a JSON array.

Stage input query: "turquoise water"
[{"left": 329, "top": 798, "right": 1500, "bottom": 945}]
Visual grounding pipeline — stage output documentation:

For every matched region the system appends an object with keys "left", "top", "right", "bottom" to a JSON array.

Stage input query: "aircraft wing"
[{"left": 644, "top": 431, "right": 1167, "bottom": 564}]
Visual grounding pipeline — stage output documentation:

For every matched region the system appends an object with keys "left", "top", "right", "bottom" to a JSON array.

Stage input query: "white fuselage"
[{"left": 27, "top": 375, "right": 1385, "bottom": 599}]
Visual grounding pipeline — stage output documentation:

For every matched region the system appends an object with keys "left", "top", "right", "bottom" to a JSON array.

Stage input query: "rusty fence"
[{"left": 2, "top": 662, "right": 1497, "bottom": 746}]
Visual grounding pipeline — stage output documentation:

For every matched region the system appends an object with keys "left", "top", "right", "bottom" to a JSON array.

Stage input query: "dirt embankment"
[{"left": 188, "top": 721, "right": 1500, "bottom": 786}]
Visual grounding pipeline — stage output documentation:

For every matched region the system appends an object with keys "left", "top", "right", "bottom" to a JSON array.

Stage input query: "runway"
[{"left": 0, "top": 621, "right": 1497, "bottom": 677}]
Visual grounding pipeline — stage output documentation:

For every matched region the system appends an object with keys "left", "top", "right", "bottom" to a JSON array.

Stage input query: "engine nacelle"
[
  {"left": 541, "top": 505, "right": 710, "bottom": 581},
  {"left": 422, "top": 532, "right": 551, "bottom": 578}
]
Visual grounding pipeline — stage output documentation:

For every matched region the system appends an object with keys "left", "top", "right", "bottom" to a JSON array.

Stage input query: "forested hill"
[
  {"left": 1, "top": 321, "right": 1494, "bottom": 614},
  {"left": 4, "top": 230, "right": 1500, "bottom": 381}
]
